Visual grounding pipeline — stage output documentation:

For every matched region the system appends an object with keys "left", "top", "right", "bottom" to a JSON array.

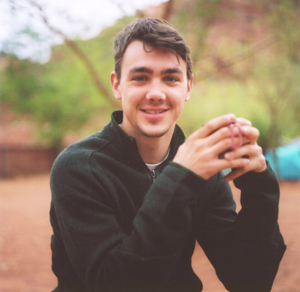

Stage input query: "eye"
[
  {"left": 133, "top": 75, "right": 148, "bottom": 82},
  {"left": 164, "top": 76, "right": 179, "bottom": 83}
]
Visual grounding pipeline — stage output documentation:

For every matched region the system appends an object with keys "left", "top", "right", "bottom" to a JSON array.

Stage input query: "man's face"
[{"left": 111, "top": 40, "right": 193, "bottom": 140}]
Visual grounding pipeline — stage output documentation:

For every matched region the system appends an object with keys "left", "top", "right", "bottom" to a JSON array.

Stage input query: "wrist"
[{"left": 253, "top": 158, "right": 267, "bottom": 173}]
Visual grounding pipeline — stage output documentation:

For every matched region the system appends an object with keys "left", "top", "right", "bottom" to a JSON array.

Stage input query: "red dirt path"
[{"left": 0, "top": 174, "right": 299, "bottom": 292}]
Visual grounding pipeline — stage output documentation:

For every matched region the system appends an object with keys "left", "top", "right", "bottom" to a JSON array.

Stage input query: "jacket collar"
[{"left": 105, "top": 110, "right": 186, "bottom": 162}]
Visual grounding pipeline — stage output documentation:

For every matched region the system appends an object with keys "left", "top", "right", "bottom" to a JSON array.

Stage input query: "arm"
[
  {"left": 197, "top": 164, "right": 286, "bottom": 292},
  {"left": 173, "top": 114, "right": 286, "bottom": 291},
  {"left": 50, "top": 151, "right": 203, "bottom": 292}
]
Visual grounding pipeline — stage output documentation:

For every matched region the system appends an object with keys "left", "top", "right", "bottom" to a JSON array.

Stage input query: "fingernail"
[
  {"left": 242, "top": 126, "right": 250, "bottom": 134},
  {"left": 225, "top": 152, "right": 234, "bottom": 160},
  {"left": 228, "top": 114, "right": 235, "bottom": 122}
]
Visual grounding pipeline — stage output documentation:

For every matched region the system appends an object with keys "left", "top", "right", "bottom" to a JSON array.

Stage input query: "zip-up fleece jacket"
[{"left": 50, "top": 111, "right": 286, "bottom": 292}]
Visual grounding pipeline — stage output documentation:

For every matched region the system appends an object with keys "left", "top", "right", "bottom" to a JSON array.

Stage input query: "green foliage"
[
  {"left": 1, "top": 55, "right": 43, "bottom": 112},
  {"left": 173, "top": 0, "right": 300, "bottom": 149},
  {"left": 251, "top": 53, "right": 300, "bottom": 147},
  {"left": 265, "top": 0, "right": 300, "bottom": 64},
  {"left": 0, "top": 16, "right": 135, "bottom": 149},
  {"left": 1, "top": 2, "right": 299, "bottom": 151},
  {"left": 177, "top": 80, "right": 271, "bottom": 148},
  {"left": 171, "top": 0, "right": 222, "bottom": 73},
  {"left": 0, "top": 54, "right": 93, "bottom": 149},
  {"left": 252, "top": 1, "right": 300, "bottom": 147}
]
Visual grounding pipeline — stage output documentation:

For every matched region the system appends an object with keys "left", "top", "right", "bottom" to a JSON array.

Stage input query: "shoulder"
[
  {"left": 53, "top": 132, "right": 109, "bottom": 171},
  {"left": 50, "top": 131, "right": 114, "bottom": 192}
]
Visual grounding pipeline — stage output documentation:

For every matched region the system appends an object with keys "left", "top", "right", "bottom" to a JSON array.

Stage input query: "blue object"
[{"left": 265, "top": 145, "right": 300, "bottom": 181}]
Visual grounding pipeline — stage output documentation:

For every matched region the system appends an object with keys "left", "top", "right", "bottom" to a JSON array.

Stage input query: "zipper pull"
[{"left": 150, "top": 169, "right": 156, "bottom": 182}]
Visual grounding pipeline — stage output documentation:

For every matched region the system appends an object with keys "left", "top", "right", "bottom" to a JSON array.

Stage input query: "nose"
[{"left": 145, "top": 80, "right": 166, "bottom": 102}]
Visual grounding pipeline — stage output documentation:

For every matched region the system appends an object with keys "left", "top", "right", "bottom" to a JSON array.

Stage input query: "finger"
[
  {"left": 196, "top": 114, "right": 236, "bottom": 138},
  {"left": 215, "top": 156, "right": 250, "bottom": 173},
  {"left": 213, "top": 122, "right": 248, "bottom": 148},
  {"left": 224, "top": 147, "right": 266, "bottom": 181},
  {"left": 236, "top": 117, "right": 252, "bottom": 127},
  {"left": 241, "top": 126, "right": 260, "bottom": 144},
  {"left": 213, "top": 135, "right": 251, "bottom": 158},
  {"left": 224, "top": 154, "right": 266, "bottom": 181},
  {"left": 224, "top": 143, "right": 261, "bottom": 160},
  {"left": 232, "top": 143, "right": 266, "bottom": 172},
  {"left": 224, "top": 167, "right": 248, "bottom": 182},
  {"left": 199, "top": 120, "right": 245, "bottom": 150}
]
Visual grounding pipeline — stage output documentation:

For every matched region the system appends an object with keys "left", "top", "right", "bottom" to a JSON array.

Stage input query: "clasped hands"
[{"left": 173, "top": 114, "right": 266, "bottom": 181}]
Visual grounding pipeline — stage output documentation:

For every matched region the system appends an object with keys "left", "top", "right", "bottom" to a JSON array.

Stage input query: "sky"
[{"left": 0, "top": 0, "right": 166, "bottom": 62}]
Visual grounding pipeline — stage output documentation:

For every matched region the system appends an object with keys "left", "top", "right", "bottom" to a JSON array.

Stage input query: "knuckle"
[
  {"left": 205, "top": 121, "right": 214, "bottom": 133},
  {"left": 258, "top": 154, "right": 266, "bottom": 163},
  {"left": 190, "top": 129, "right": 201, "bottom": 140},
  {"left": 195, "top": 140, "right": 203, "bottom": 150},
  {"left": 225, "top": 138, "right": 233, "bottom": 148},
  {"left": 253, "top": 145, "right": 263, "bottom": 155},
  {"left": 248, "top": 145, "right": 257, "bottom": 155},
  {"left": 228, "top": 160, "right": 236, "bottom": 168},
  {"left": 252, "top": 127, "right": 260, "bottom": 138},
  {"left": 237, "top": 117, "right": 252, "bottom": 126},
  {"left": 257, "top": 156, "right": 266, "bottom": 169},
  {"left": 257, "top": 145, "right": 263, "bottom": 154},
  {"left": 186, "top": 135, "right": 194, "bottom": 144},
  {"left": 221, "top": 127, "right": 229, "bottom": 135}
]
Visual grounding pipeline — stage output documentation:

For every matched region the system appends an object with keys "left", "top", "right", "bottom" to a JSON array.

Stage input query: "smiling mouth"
[{"left": 141, "top": 109, "right": 168, "bottom": 114}]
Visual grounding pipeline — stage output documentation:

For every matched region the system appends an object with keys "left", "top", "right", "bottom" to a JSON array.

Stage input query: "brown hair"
[{"left": 113, "top": 17, "right": 192, "bottom": 81}]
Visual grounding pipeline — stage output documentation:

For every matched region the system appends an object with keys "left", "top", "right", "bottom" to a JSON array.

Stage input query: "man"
[{"left": 50, "top": 17, "right": 286, "bottom": 292}]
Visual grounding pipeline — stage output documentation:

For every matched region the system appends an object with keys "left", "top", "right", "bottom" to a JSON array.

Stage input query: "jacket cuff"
[
  {"left": 233, "top": 161, "right": 279, "bottom": 192},
  {"left": 166, "top": 162, "right": 208, "bottom": 191}
]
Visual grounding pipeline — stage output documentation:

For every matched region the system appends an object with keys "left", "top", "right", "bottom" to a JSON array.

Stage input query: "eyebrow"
[
  {"left": 129, "top": 67, "right": 183, "bottom": 76},
  {"left": 161, "top": 68, "right": 183, "bottom": 75},
  {"left": 129, "top": 67, "right": 153, "bottom": 75}
]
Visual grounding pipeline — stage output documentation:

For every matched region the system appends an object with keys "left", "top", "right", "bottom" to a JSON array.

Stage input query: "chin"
[
  {"left": 142, "top": 132, "right": 167, "bottom": 138},
  {"left": 139, "top": 125, "right": 172, "bottom": 138}
]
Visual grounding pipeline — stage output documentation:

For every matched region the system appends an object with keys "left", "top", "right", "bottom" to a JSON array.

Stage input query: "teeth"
[{"left": 144, "top": 110, "right": 165, "bottom": 114}]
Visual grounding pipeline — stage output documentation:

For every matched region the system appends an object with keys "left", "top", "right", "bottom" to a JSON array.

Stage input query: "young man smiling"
[
  {"left": 111, "top": 40, "right": 193, "bottom": 164},
  {"left": 50, "top": 18, "right": 286, "bottom": 292}
]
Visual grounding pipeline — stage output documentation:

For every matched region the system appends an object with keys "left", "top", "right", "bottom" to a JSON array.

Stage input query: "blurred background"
[{"left": 0, "top": 0, "right": 299, "bottom": 291}]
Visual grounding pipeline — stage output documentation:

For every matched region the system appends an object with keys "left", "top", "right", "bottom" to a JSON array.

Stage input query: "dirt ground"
[{"left": 0, "top": 174, "right": 299, "bottom": 292}]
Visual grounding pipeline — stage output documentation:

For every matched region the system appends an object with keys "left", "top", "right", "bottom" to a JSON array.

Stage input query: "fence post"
[{"left": 0, "top": 148, "right": 8, "bottom": 178}]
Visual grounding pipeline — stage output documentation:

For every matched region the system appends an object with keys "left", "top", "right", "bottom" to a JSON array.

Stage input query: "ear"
[
  {"left": 111, "top": 71, "right": 121, "bottom": 100},
  {"left": 185, "top": 74, "right": 194, "bottom": 102}
]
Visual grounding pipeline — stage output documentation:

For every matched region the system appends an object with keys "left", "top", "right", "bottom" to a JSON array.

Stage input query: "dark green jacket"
[{"left": 50, "top": 111, "right": 286, "bottom": 292}]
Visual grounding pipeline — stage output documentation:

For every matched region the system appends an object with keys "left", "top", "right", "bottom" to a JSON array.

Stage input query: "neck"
[
  {"left": 118, "top": 118, "right": 175, "bottom": 164},
  {"left": 135, "top": 134, "right": 172, "bottom": 164}
]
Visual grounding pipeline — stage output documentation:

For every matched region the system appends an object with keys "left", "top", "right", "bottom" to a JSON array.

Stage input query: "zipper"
[{"left": 150, "top": 169, "right": 156, "bottom": 182}]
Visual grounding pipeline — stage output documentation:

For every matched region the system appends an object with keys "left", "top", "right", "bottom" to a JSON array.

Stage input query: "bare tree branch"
[
  {"left": 197, "top": 35, "right": 279, "bottom": 80},
  {"left": 136, "top": 0, "right": 173, "bottom": 20},
  {"left": 162, "top": 0, "right": 174, "bottom": 21},
  {"left": 109, "top": 0, "right": 128, "bottom": 16},
  {"left": 28, "top": 0, "right": 121, "bottom": 109}
]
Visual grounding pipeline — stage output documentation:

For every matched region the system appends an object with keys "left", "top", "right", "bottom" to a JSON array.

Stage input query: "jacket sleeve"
[
  {"left": 50, "top": 154, "right": 204, "bottom": 292},
  {"left": 196, "top": 162, "right": 286, "bottom": 292}
]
